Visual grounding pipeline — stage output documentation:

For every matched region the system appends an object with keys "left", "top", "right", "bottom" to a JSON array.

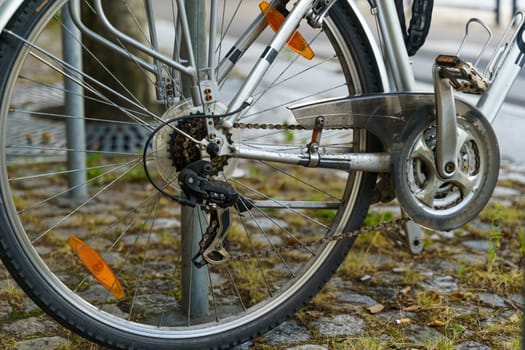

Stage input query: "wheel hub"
[{"left": 151, "top": 100, "right": 235, "bottom": 190}]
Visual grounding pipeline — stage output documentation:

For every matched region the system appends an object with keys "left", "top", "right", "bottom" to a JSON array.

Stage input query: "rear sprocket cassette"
[{"left": 152, "top": 100, "right": 237, "bottom": 190}]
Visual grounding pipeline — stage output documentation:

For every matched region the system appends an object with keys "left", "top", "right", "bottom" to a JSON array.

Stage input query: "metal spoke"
[
  {"left": 224, "top": 263, "right": 247, "bottom": 312},
  {"left": 8, "top": 160, "right": 150, "bottom": 182},
  {"left": 128, "top": 199, "right": 162, "bottom": 320},
  {"left": 259, "top": 161, "right": 341, "bottom": 201},
  {"left": 29, "top": 159, "right": 144, "bottom": 243},
  {"left": 230, "top": 178, "right": 332, "bottom": 230}
]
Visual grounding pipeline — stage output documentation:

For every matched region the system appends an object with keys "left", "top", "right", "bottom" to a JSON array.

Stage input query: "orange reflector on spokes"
[
  {"left": 259, "top": 1, "right": 314, "bottom": 60},
  {"left": 68, "top": 236, "right": 125, "bottom": 299}
]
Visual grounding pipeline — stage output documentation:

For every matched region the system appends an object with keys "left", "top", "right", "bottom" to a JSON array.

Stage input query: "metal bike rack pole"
[
  {"left": 181, "top": 206, "right": 209, "bottom": 318},
  {"left": 62, "top": 1, "right": 88, "bottom": 201},
  {"left": 180, "top": 0, "right": 209, "bottom": 318}
]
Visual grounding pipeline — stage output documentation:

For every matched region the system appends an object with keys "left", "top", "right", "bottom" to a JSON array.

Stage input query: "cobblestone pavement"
[
  {"left": 0, "top": 3, "right": 523, "bottom": 349},
  {"left": 0, "top": 160, "right": 522, "bottom": 349}
]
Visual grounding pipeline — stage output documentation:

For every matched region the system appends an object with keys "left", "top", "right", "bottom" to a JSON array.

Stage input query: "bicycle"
[{"left": 0, "top": 0, "right": 522, "bottom": 349}]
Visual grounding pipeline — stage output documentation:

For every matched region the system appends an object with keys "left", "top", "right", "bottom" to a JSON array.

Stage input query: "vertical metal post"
[
  {"left": 180, "top": 0, "right": 209, "bottom": 319},
  {"left": 496, "top": 0, "right": 501, "bottom": 26},
  {"left": 62, "top": 1, "right": 88, "bottom": 201},
  {"left": 181, "top": 206, "right": 209, "bottom": 318}
]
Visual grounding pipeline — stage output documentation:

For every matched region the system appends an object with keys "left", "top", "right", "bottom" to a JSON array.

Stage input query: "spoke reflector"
[
  {"left": 68, "top": 236, "right": 125, "bottom": 299},
  {"left": 259, "top": 1, "right": 314, "bottom": 60}
]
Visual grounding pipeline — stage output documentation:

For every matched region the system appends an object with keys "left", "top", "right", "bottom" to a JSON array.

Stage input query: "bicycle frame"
[
  {"left": 0, "top": 0, "right": 523, "bottom": 172},
  {"left": 0, "top": 0, "right": 385, "bottom": 105}
]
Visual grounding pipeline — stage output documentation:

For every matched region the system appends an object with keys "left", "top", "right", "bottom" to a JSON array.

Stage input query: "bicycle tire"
[{"left": 0, "top": 1, "right": 383, "bottom": 349}]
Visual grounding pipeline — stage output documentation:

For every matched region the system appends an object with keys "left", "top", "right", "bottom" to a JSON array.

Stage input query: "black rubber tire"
[{"left": 0, "top": 1, "right": 383, "bottom": 349}]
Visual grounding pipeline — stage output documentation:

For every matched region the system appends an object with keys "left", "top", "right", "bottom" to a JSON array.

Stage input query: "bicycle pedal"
[{"left": 435, "top": 55, "right": 489, "bottom": 94}]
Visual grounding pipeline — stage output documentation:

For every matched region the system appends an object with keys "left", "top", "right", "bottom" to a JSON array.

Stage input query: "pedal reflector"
[
  {"left": 259, "top": 1, "right": 314, "bottom": 60},
  {"left": 68, "top": 236, "right": 125, "bottom": 299}
]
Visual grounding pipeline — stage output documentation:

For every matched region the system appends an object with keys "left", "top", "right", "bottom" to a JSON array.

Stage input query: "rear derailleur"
[{"left": 177, "top": 160, "right": 252, "bottom": 268}]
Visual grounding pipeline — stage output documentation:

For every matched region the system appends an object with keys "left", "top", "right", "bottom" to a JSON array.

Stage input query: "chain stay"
[{"left": 222, "top": 121, "right": 406, "bottom": 262}]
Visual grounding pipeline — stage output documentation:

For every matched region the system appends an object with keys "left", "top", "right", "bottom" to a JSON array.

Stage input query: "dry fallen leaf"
[
  {"left": 509, "top": 313, "right": 520, "bottom": 323},
  {"left": 367, "top": 303, "right": 384, "bottom": 314},
  {"left": 400, "top": 286, "right": 412, "bottom": 294},
  {"left": 428, "top": 319, "right": 446, "bottom": 327},
  {"left": 396, "top": 318, "right": 412, "bottom": 325},
  {"left": 402, "top": 304, "right": 419, "bottom": 312}
]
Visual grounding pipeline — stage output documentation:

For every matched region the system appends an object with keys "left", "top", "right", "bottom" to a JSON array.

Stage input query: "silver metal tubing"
[
  {"left": 181, "top": 205, "right": 209, "bottom": 319},
  {"left": 374, "top": 0, "right": 416, "bottom": 92},
  {"left": 249, "top": 200, "right": 340, "bottom": 209},
  {"left": 176, "top": 0, "right": 199, "bottom": 84},
  {"left": 433, "top": 65, "right": 458, "bottom": 178},
  {"left": 208, "top": 0, "right": 218, "bottom": 81},
  {"left": 217, "top": 12, "right": 269, "bottom": 84},
  {"left": 230, "top": 143, "right": 391, "bottom": 172},
  {"left": 477, "top": 16, "right": 525, "bottom": 123},
  {"left": 67, "top": 1, "right": 156, "bottom": 74},
  {"left": 144, "top": 0, "right": 163, "bottom": 83},
  {"left": 350, "top": 0, "right": 391, "bottom": 92},
  {"left": 226, "top": 0, "right": 316, "bottom": 117},
  {"left": 92, "top": 0, "right": 197, "bottom": 80},
  {"left": 62, "top": 1, "right": 88, "bottom": 201},
  {"left": 180, "top": 0, "right": 209, "bottom": 319},
  {"left": 486, "top": 12, "right": 524, "bottom": 79}
]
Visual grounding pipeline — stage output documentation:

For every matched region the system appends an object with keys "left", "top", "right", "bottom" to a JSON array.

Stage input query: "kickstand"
[{"left": 400, "top": 211, "right": 424, "bottom": 254}]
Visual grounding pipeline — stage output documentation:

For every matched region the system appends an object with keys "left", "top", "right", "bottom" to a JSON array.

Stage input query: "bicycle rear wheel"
[{"left": 0, "top": 1, "right": 383, "bottom": 348}]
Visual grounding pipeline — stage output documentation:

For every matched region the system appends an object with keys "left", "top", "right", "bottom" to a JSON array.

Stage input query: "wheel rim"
[{"left": 0, "top": 1, "right": 372, "bottom": 341}]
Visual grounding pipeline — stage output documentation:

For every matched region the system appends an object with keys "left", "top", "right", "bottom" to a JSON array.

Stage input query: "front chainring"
[{"left": 392, "top": 109, "right": 499, "bottom": 230}]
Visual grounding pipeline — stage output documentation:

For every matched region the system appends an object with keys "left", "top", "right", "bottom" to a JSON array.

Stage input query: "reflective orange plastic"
[
  {"left": 259, "top": 1, "right": 314, "bottom": 60},
  {"left": 68, "top": 236, "right": 125, "bottom": 299}
]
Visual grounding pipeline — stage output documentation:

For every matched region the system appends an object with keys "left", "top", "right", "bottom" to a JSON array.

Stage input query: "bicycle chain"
[
  {"left": 224, "top": 121, "right": 408, "bottom": 262},
  {"left": 229, "top": 218, "right": 408, "bottom": 262},
  {"left": 233, "top": 122, "right": 305, "bottom": 130}
]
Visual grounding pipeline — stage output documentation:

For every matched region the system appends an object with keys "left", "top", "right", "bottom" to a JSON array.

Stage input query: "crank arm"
[{"left": 433, "top": 62, "right": 458, "bottom": 178}]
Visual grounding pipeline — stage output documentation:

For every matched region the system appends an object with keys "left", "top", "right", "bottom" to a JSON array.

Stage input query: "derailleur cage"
[{"left": 193, "top": 208, "right": 232, "bottom": 268}]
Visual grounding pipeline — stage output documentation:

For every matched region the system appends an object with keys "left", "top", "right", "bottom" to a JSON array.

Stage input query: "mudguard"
[{"left": 289, "top": 92, "right": 478, "bottom": 153}]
